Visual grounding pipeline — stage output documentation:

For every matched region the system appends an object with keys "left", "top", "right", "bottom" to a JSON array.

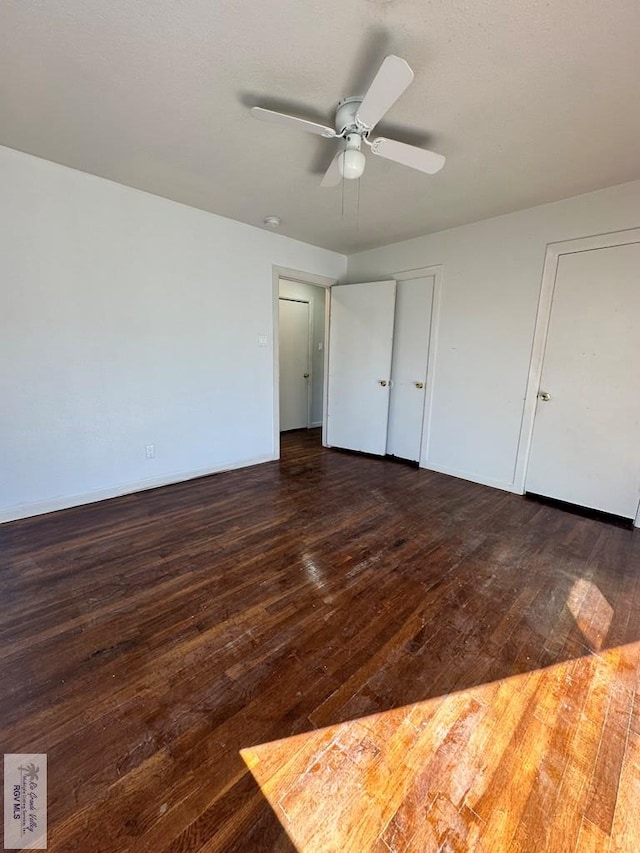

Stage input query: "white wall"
[
  {"left": 348, "top": 180, "right": 640, "bottom": 491},
  {"left": 278, "top": 279, "right": 326, "bottom": 427},
  {"left": 0, "top": 146, "right": 346, "bottom": 522}
]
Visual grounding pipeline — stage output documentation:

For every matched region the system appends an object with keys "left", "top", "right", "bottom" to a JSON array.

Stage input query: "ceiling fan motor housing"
[{"left": 335, "top": 96, "right": 368, "bottom": 136}]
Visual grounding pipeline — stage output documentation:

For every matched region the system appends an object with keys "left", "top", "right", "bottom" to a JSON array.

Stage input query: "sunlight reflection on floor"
[
  {"left": 241, "top": 642, "right": 640, "bottom": 852},
  {"left": 566, "top": 578, "right": 613, "bottom": 652}
]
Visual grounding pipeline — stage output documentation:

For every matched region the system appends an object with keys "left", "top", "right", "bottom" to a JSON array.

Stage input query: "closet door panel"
[
  {"left": 327, "top": 281, "right": 396, "bottom": 455},
  {"left": 386, "top": 276, "right": 434, "bottom": 461}
]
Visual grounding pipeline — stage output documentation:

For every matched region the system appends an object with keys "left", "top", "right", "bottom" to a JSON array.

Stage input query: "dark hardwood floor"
[{"left": 1, "top": 429, "right": 639, "bottom": 851}]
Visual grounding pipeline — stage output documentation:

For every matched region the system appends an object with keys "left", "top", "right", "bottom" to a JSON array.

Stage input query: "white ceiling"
[{"left": 1, "top": 1, "right": 639, "bottom": 253}]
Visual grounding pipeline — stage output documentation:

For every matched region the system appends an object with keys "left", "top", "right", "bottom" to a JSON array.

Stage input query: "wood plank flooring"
[{"left": 0, "top": 429, "right": 639, "bottom": 851}]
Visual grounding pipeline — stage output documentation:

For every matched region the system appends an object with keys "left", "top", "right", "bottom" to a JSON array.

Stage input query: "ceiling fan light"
[{"left": 338, "top": 148, "right": 365, "bottom": 180}]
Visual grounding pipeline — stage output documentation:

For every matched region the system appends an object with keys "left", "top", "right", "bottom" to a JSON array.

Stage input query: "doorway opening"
[{"left": 278, "top": 278, "right": 328, "bottom": 450}]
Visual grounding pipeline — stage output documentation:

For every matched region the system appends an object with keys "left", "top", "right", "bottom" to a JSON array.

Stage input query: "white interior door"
[
  {"left": 386, "top": 276, "right": 434, "bottom": 461},
  {"left": 279, "top": 298, "right": 310, "bottom": 431},
  {"left": 526, "top": 242, "right": 640, "bottom": 518},
  {"left": 327, "top": 280, "right": 396, "bottom": 455}
]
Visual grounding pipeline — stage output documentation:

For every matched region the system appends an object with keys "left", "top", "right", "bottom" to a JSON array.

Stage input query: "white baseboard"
[
  {"left": 309, "top": 421, "right": 323, "bottom": 428},
  {"left": 0, "top": 453, "right": 277, "bottom": 524},
  {"left": 420, "top": 459, "right": 517, "bottom": 494}
]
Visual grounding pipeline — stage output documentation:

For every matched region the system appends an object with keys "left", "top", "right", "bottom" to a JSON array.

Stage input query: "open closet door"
[{"left": 327, "top": 280, "right": 396, "bottom": 455}]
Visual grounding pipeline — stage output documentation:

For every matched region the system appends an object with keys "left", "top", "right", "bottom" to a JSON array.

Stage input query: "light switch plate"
[{"left": 257, "top": 335, "right": 268, "bottom": 347}]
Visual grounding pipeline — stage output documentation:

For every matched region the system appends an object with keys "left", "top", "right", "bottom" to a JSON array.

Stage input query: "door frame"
[
  {"left": 278, "top": 296, "right": 313, "bottom": 430},
  {"left": 513, "top": 228, "right": 640, "bottom": 526},
  {"left": 391, "top": 265, "right": 443, "bottom": 471},
  {"left": 272, "top": 266, "right": 336, "bottom": 458}
]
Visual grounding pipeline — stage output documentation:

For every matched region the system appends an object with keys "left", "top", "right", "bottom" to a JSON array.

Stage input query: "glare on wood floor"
[{"left": 243, "top": 639, "right": 640, "bottom": 852}]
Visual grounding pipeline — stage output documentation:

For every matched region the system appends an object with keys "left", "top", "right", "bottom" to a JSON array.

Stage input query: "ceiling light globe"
[{"left": 338, "top": 148, "right": 365, "bottom": 180}]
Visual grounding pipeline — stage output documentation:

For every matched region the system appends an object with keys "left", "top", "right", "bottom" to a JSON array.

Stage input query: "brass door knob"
[
  {"left": 378, "top": 379, "right": 388, "bottom": 387},
  {"left": 415, "top": 381, "right": 425, "bottom": 389},
  {"left": 303, "top": 373, "right": 310, "bottom": 378},
  {"left": 538, "top": 391, "right": 551, "bottom": 402}
]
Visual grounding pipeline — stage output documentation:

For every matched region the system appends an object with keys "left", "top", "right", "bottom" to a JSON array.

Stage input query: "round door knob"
[
  {"left": 378, "top": 379, "right": 388, "bottom": 387},
  {"left": 415, "top": 381, "right": 425, "bottom": 389},
  {"left": 303, "top": 373, "right": 310, "bottom": 378},
  {"left": 538, "top": 391, "right": 551, "bottom": 401}
]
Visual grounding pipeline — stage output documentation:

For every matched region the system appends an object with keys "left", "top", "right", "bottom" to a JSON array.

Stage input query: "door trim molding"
[
  {"left": 513, "top": 228, "right": 640, "bottom": 526},
  {"left": 391, "top": 265, "right": 444, "bottom": 472},
  {"left": 272, "top": 267, "right": 336, "bottom": 458}
]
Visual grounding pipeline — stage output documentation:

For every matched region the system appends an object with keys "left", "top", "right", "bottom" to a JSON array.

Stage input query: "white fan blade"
[
  {"left": 370, "top": 137, "right": 445, "bottom": 174},
  {"left": 250, "top": 107, "right": 336, "bottom": 138},
  {"left": 321, "top": 151, "right": 342, "bottom": 187},
  {"left": 355, "top": 55, "right": 414, "bottom": 130}
]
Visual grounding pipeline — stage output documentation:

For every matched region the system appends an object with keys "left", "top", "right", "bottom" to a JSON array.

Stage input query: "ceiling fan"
[{"left": 250, "top": 55, "right": 445, "bottom": 186}]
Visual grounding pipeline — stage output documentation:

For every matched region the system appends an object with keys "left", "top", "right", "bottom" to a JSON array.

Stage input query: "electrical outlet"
[{"left": 145, "top": 444, "right": 155, "bottom": 460}]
